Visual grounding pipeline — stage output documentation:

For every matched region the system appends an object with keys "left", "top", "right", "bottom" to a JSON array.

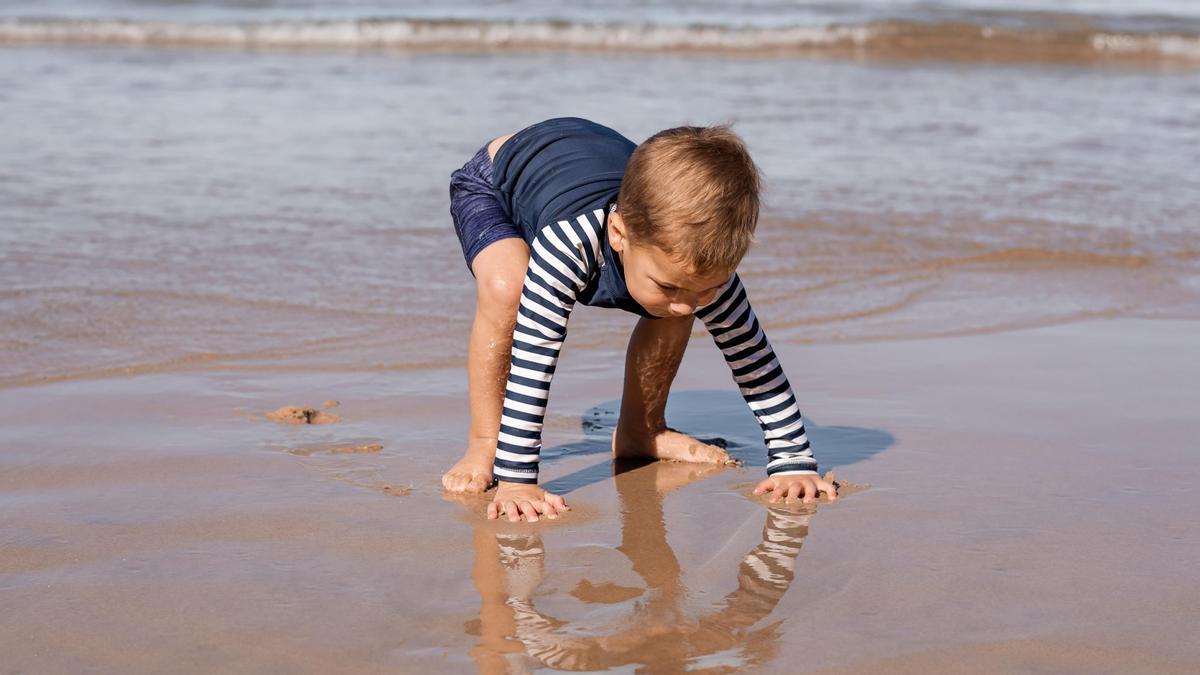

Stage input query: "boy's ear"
[{"left": 608, "top": 211, "right": 627, "bottom": 252}]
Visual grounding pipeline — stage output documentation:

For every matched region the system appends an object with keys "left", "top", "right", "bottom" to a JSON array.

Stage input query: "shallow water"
[{"left": 2, "top": 40, "right": 1198, "bottom": 387}]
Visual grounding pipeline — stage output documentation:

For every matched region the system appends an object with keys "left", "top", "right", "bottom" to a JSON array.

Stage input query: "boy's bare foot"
[
  {"left": 442, "top": 444, "right": 496, "bottom": 493},
  {"left": 612, "top": 427, "right": 739, "bottom": 466}
]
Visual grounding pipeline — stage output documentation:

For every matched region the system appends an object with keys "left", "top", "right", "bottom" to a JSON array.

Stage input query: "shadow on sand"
[{"left": 541, "top": 388, "right": 894, "bottom": 495}]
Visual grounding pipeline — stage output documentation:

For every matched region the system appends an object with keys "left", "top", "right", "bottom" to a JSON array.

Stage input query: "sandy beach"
[
  {"left": 3, "top": 317, "right": 1197, "bottom": 672},
  {"left": 3, "top": 1, "right": 1199, "bottom": 671}
]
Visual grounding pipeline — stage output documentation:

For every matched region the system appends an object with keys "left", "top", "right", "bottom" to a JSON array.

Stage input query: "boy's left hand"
[{"left": 753, "top": 472, "right": 838, "bottom": 504}]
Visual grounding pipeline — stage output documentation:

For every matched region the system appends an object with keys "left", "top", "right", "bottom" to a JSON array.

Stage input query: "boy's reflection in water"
[{"left": 466, "top": 459, "right": 816, "bottom": 672}]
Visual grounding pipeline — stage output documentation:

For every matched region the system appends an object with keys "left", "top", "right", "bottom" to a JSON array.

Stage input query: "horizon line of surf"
[{"left": 1, "top": 16, "right": 1198, "bottom": 65}]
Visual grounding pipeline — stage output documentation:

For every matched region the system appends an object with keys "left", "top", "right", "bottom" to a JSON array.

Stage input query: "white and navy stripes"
[
  {"left": 492, "top": 208, "right": 818, "bottom": 484},
  {"left": 694, "top": 274, "right": 819, "bottom": 477},
  {"left": 492, "top": 209, "right": 606, "bottom": 484}
]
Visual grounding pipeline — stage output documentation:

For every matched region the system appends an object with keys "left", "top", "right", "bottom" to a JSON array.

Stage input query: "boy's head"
[{"left": 609, "top": 123, "right": 762, "bottom": 319}]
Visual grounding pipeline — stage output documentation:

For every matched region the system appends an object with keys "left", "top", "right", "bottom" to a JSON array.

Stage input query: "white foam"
[
  {"left": 0, "top": 17, "right": 876, "bottom": 52},
  {"left": 1, "top": 17, "right": 1197, "bottom": 62},
  {"left": 1092, "top": 32, "right": 1200, "bottom": 59}
]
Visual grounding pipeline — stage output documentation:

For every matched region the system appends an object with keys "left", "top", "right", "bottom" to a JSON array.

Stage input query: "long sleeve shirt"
[{"left": 487, "top": 117, "right": 818, "bottom": 484}]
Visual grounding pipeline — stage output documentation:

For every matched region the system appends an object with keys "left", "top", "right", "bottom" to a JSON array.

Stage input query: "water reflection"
[{"left": 466, "top": 459, "right": 817, "bottom": 672}]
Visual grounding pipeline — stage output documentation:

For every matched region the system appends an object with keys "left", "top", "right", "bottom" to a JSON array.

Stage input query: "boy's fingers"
[
  {"left": 505, "top": 500, "right": 520, "bottom": 523},
  {"left": 519, "top": 500, "right": 538, "bottom": 522},
  {"left": 784, "top": 482, "right": 799, "bottom": 504},
  {"left": 802, "top": 480, "right": 817, "bottom": 503},
  {"left": 546, "top": 493, "right": 570, "bottom": 511},
  {"left": 487, "top": 502, "right": 499, "bottom": 520},
  {"left": 775, "top": 482, "right": 787, "bottom": 501},
  {"left": 538, "top": 501, "right": 558, "bottom": 519},
  {"left": 467, "top": 474, "right": 489, "bottom": 493},
  {"left": 821, "top": 478, "right": 839, "bottom": 501},
  {"left": 791, "top": 479, "right": 803, "bottom": 502},
  {"left": 758, "top": 476, "right": 842, "bottom": 505}
]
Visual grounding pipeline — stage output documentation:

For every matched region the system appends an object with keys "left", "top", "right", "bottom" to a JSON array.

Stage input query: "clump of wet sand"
[
  {"left": 267, "top": 406, "right": 342, "bottom": 425},
  {"left": 380, "top": 483, "right": 411, "bottom": 496},
  {"left": 824, "top": 475, "right": 871, "bottom": 498}
]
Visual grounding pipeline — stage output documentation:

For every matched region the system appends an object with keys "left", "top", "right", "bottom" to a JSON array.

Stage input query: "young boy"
[{"left": 443, "top": 117, "right": 838, "bottom": 522}]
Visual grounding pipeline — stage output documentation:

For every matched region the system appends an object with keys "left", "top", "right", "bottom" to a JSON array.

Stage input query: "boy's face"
[{"left": 609, "top": 212, "right": 732, "bottom": 318}]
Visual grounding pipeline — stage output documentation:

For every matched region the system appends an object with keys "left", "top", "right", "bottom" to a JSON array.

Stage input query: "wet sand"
[{"left": 1, "top": 317, "right": 1197, "bottom": 672}]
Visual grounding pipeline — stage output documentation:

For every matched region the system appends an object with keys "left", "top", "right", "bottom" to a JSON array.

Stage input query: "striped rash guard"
[{"left": 488, "top": 117, "right": 819, "bottom": 484}]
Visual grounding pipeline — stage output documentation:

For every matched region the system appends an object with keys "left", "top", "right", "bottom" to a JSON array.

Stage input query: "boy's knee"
[{"left": 477, "top": 273, "right": 523, "bottom": 322}]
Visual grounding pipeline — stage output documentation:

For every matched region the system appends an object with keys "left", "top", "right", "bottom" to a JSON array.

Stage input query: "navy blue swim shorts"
[{"left": 448, "top": 144, "right": 523, "bottom": 276}]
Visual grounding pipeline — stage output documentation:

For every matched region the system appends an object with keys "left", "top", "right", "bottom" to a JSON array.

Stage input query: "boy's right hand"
[{"left": 488, "top": 482, "right": 570, "bottom": 522}]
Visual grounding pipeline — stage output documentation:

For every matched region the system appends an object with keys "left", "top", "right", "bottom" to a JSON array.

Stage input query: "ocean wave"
[{"left": 1, "top": 16, "right": 1198, "bottom": 64}]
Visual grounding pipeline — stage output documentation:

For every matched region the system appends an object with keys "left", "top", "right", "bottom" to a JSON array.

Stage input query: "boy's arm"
[
  {"left": 492, "top": 212, "right": 604, "bottom": 486},
  {"left": 694, "top": 273, "right": 819, "bottom": 477}
]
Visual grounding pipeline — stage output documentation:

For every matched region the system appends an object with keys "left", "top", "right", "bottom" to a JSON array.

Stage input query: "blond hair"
[{"left": 616, "top": 123, "right": 762, "bottom": 273}]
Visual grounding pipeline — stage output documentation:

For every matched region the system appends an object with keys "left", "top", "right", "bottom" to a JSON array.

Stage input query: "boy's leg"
[
  {"left": 443, "top": 238, "right": 530, "bottom": 493},
  {"left": 612, "top": 314, "right": 734, "bottom": 465}
]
